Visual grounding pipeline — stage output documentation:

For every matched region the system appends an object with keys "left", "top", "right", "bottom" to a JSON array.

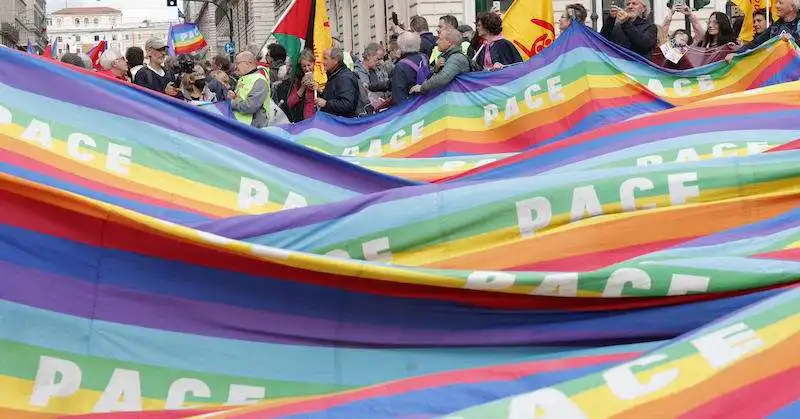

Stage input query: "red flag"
[
  {"left": 41, "top": 43, "right": 53, "bottom": 59},
  {"left": 87, "top": 40, "right": 107, "bottom": 70}
]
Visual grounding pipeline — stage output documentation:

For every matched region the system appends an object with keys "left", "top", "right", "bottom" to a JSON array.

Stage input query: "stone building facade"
[{"left": 0, "top": 0, "right": 47, "bottom": 49}]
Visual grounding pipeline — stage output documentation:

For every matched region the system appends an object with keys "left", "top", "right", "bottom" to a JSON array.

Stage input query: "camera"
[{"left": 173, "top": 54, "right": 196, "bottom": 85}]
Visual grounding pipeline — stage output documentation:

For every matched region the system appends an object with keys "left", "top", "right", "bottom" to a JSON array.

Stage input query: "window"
[
  {"left": 93, "top": 18, "right": 99, "bottom": 26},
  {"left": 84, "top": 18, "right": 89, "bottom": 25},
  {"left": 56, "top": 18, "right": 62, "bottom": 26},
  {"left": 75, "top": 18, "right": 80, "bottom": 25},
  {"left": 94, "top": 35, "right": 100, "bottom": 41},
  {"left": 124, "top": 34, "right": 129, "bottom": 40},
  {"left": 112, "top": 34, "right": 117, "bottom": 40},
  {"left": 57, "top": 36, "right": 62, "bottom": 42},
  {"left": 111, "top": 18, "right": 116, "bottom": 26},
  {"left": 75, "top": 35, "right": 81, "bottom": 42},
  {"left": 137, "top": 33, "right": 142, "bottom": 40}
]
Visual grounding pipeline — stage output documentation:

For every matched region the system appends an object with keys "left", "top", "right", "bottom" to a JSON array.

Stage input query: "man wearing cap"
[
  {"left": 134, "top": 37, "right": 179, "bottom": 97},
  {"left": 99, "top": 49, "right": 129, "bottom": 82}
]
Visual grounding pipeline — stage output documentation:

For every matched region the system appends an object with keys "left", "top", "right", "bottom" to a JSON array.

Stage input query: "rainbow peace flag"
[
  {"left": 243, "top": 24, "right": 800, "bottom": 182},
  {"left": 168, "top": 23, "right": 208, "bottom": 56},
  {"left": 1, "top": 20, "right": 799, "bottom": 418}
]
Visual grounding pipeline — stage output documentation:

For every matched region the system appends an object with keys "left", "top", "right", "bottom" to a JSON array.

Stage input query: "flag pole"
[
  {"left": 767, "top": 0, "right": 771, "bottom": 22},
  {"left": 259, "top": 0, "right": 299, "bottom": 52}
]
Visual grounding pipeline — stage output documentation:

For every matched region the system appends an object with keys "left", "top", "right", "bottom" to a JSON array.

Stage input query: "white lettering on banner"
[
  {"left": 389, "top": 129, "right": 407, "bottom": 150},
  {"left": 500, "top": 322, "right": 766, "bottom": 408},
  {"left": 0, "top": 104, "right": 12, "bottom": 124},
  {"left": 465, "top": 271, "right": 516, "bottom": 290},
  {"left": 505, "top": 97, "right": 521, "bottom": 121},
  {"left": 697, "top": 75, "right": 714, "bottom": 92},
  {"left": 507, "top": 388, "right": 587, "bottom": 419},
  {"left": 484, "top": 103, "right": 500, "bottom": 126},
  {"left": 366, "top": 139, "right": 383, "bottom": 157},
  {"left": 326, "top": 249, "right": 352, "bottom": 259},
  {"left": 67, "top": 133, "right": 97, "bottom": 162},
  {"left": 340, "top": 120, "right": 425, "bottom": 155},
  {"left": 747, "top": 141, "right": 771, "bottom": 154},
  {"left": 691, "top": 322, "right": 764, "bottom": 368},
  {"left": 442, "top": 160, "right": 467, "bottom": 171},
  {"left": 515, "top": 173, "right": 700, "bottom": 238},
  {"left": 341, "top": 146, "right": 359, "bottom": 156},
  {"left": 637, "top": 142, "right": 772, "bottom": 167},
  {"left": 603, "top": 354, "right": 679, "bottom": 400},
  {"left": 166, "top": 378, "right": 211, "bottom": 409},
  {"left": 667, "top": 274, "right": 710, "bottom": 295},
  {"left": 643, "top": 76, "right": 717, "bottom": 95},
  {"left": 602, "top": 268, "right": 652, "bottom": 296},
  {"left": 362, "top": 237, "right": 392, "bottom": 262},
  {"left": 325, "top": 236, "right": 393, "bottom": 262},
  {"left": 547, "top": 76, "right": 565, "bottom": 102},
  {"left": 28, "top": 356, "right": 268, "bottom": 411},
  {"left": 712, "top": 143, "right": 737, "bottom": 157},
  {"left": 442, "top": 159, "right": 498, "bottom": 171},
  {"left": 673, "top": 79, "right": 692, "bottom": 96},
  {"left": 226, "top": 384, "right": 266, "bottom": 405},
  {"left": 675, "top": 147, "right": 700, "bottom": 162},
  {"left": 636, "top": 155, "right": 664, "bottom": 166},
  {"left": 602, "top": 268, "right": 710, "bottom": 297},
  {"left": 237, "top": 177, "right": 308, "bottom": 211},
  {"left": 570, "top": 185, "right": 603, "bottom": 222},
  {"left": 515, "top": 196, "right": 552, "bottom": 238},
  {"left": 93, "top": 369, "right": 142, "bottom": 412},
  {"left": 411, "top": 121, "right": 424, "bottom": 143},
  {"left": 30, "top": 356, "right": 82, "bottom": 407},
  {"left": 106, "top": 143, "right": 133, "bottom": 174},
  {"left": 14, "top": 118, "right": 136, "bottom": 175},
  {"left": 20, "top": 119, "right": 54, "bottom": 148},
  {"left": 532, "top": 272, "right": 579, "bottom": 297},
  {"left": 620, "top": 178, "right": 656, "bottom": 211},
  {"left": 647, "top": 79, "right": 667, "bottom": 95},
  {"left": 524, "top": 84, "right": 543, "bottom": 109},
  {"left": 668, "top": 172, "right": 700, "bottom": 205},
  {"left": 484, "top": 76, "right": 566, "bottom": 127}
]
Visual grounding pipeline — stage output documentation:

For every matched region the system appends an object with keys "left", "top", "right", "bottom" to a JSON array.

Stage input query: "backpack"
[{"left": 400, "top": 55, "right": 433, "bottom": 85}]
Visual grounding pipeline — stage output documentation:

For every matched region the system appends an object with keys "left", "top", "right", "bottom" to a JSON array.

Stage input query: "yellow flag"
[
  {"left": 312, "top": 0, "right": 333, "bottom": 87},
  {"left": 501, "top": 0, "right": 555, "bottom": 60},
  {"left": 733, "top": 0, "right": 755, "bottom": 42},
  {"left": 754, "top": 0, "right": 780, "bottom": 22}
]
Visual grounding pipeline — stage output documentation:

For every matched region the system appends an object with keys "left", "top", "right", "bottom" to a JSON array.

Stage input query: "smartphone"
[
  {"left": 673, "top": 0, "right": 686, "bottom": 8},
  {"left": 391, "top": 12, "right": 399, "bottom": 26}
]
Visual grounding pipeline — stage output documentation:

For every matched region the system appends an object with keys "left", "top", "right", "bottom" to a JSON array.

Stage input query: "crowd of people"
[{"left": 50, "top": 0, "right": 800, "bottom": 128}]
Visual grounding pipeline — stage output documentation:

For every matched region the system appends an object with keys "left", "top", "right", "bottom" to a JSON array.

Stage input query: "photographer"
[
  {"left": 134, "top": 38, "right": 180, "bottom": 97},
  {"left": 601, "top": 0, "right": 658, "bottom": 58}
]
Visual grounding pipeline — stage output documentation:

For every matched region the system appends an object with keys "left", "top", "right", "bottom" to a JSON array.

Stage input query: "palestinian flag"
[{"left": 272, "top": 0, "right": 333, "bottom": 85}]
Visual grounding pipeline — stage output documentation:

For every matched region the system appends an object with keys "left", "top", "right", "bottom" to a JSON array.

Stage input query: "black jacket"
[
  {"left": 133, "top": 65, "right": 176, "bottom": 94},
  {"left": 741, "top": 16, "right": 800, "bottom": 52},
  {"left": 321, "top": 63, "right": 360, "bottom": 117},
  {"left": 601, "top": 15, "right": 658, "bottom": 58},
  {"left": 420, "top": 32, "right": 437, "bottom": 59},
  {"left": 391, "top": 52, "right": 428, "bottom": 104},
  {"left": 475, "top": 38, "right": 523, "bottom": 69}
]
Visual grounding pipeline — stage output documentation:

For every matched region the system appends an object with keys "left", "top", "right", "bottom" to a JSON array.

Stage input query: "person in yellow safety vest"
[
  {"left": 429, "top": 15, "right": 474, "bottom": 67},
  {"left": 228, "top": 51, "right": 271, "bottom": 128}
]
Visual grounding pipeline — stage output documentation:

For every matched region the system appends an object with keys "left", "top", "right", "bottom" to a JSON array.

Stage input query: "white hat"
[{"left": 100, "top": 49, "right": 123, "bottom": 70}]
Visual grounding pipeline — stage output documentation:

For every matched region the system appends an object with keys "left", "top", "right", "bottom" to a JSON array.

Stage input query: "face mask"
[{"left": 193, "top": 78, "right": 206, "bottom": 89}]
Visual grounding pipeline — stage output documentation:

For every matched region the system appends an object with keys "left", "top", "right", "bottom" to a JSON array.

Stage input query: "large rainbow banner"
[{"left": 1, "top": 21, "right": 799, "bottom": 419}]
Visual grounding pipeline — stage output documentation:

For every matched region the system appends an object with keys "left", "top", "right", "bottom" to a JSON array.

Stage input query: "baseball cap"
[{"left": 145, "top": 37, "right": 168, "bottom": 51}]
